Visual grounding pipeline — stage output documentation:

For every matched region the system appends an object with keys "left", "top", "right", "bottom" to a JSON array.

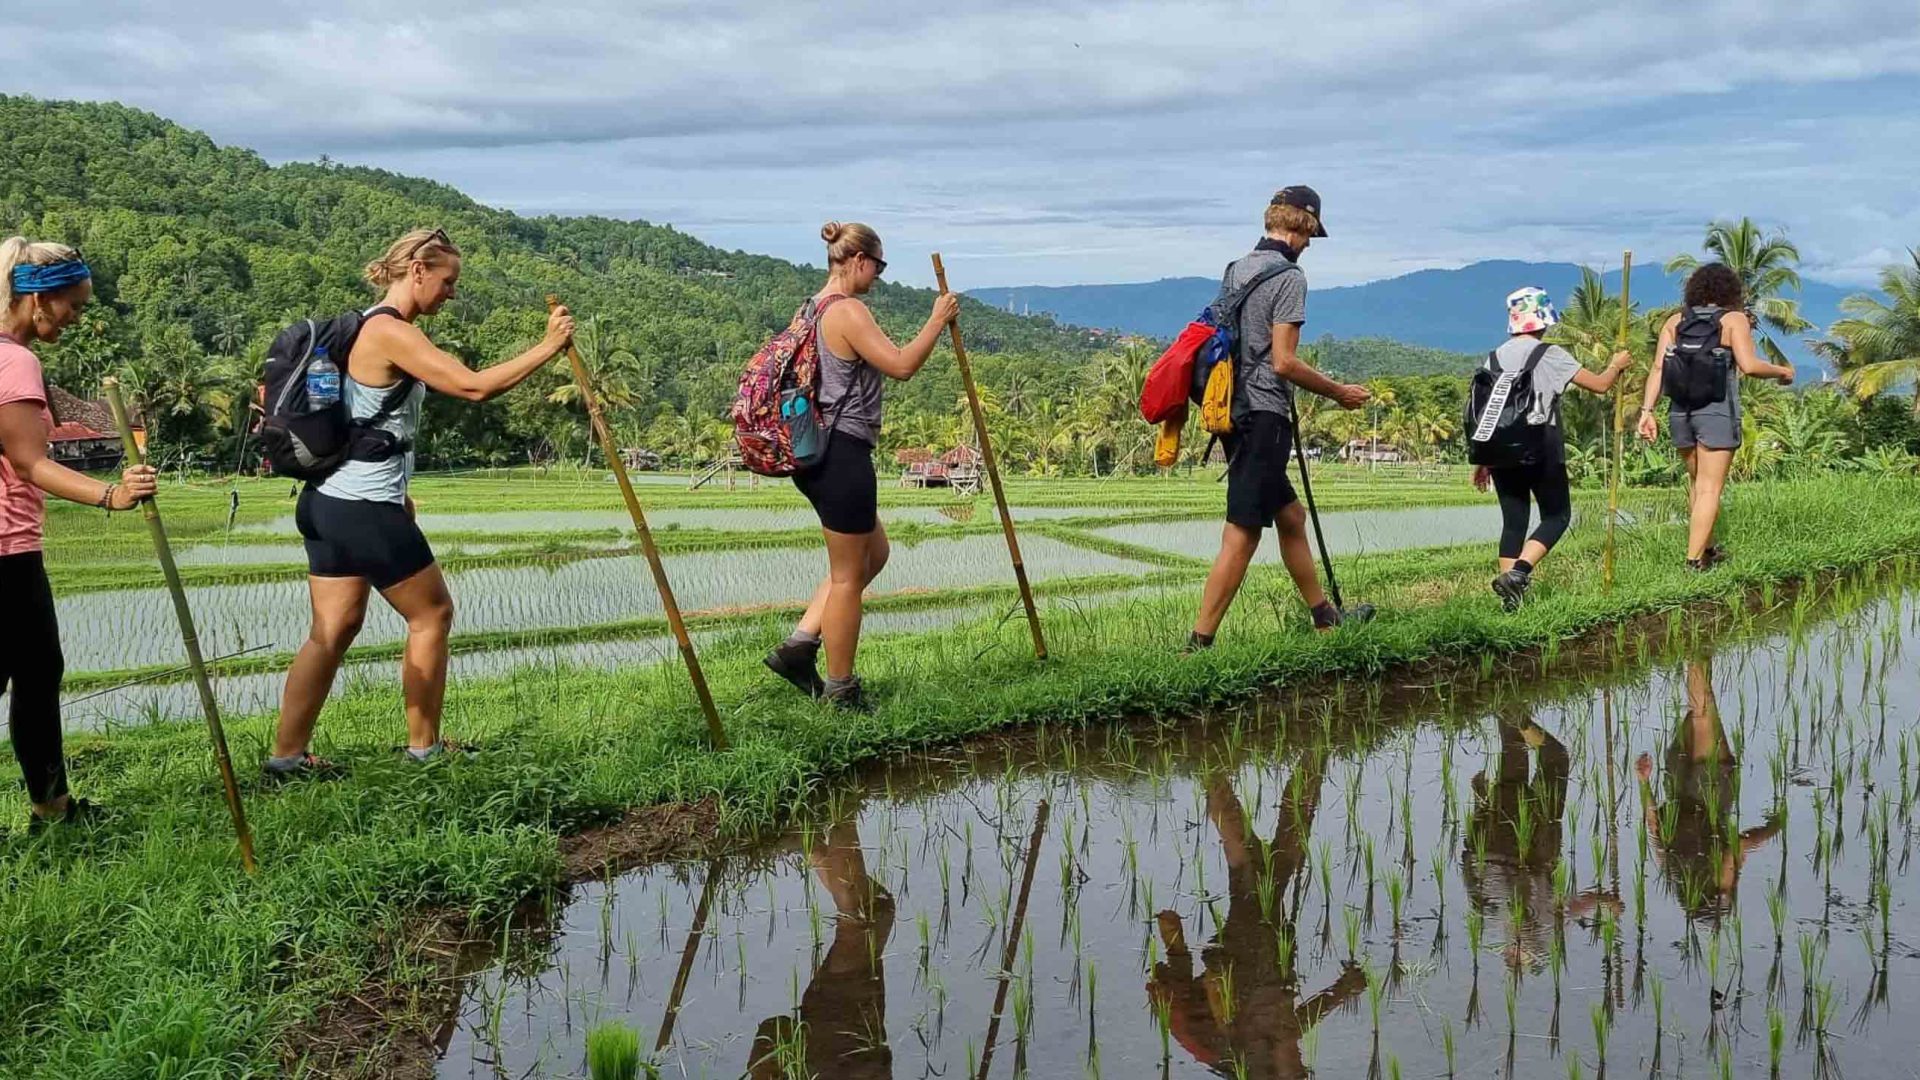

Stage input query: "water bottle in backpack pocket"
[
  {"left": 257, "top": 308, "right": 413, "bottom": 481},
  {"left": 1663, "top": 306, "right": 1732, "bottom": 410}
]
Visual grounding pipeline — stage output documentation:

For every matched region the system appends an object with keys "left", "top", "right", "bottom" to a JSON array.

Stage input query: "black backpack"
[
  {"left": 1663, "top": 306, "right": 1731, "bottom": 410},
  {"left": 1464, "top": 342, "right": 1554, "bottom": 468},
  {"left": 256, "top": 307, "right": 417, "bottom": 482}
]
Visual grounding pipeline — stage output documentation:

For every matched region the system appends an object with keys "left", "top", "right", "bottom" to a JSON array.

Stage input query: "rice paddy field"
[{"left": 7, "top": 463, "right": 1920, "bottom": 1079}]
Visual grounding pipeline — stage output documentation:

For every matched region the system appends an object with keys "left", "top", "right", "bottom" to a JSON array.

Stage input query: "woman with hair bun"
[
  {"left": 0, "top": 236, "right": 158, "bottom": 830},
  {"left": 762, "top": 221, "right": 958, "bottom": 711},
  {"left": 1635, "top": 262, "right": 1793, "bottom": 570},
  {"left": 266, "top": 227, "right": 575, "bottom": 779}
]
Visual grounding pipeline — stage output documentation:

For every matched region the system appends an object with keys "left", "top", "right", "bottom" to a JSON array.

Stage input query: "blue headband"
[{"left": 10, "top": 259, "right": 91, "bottom": 294}]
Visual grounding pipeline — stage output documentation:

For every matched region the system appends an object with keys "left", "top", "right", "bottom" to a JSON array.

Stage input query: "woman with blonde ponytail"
[
  {"left": 265, "top": 227, "right": 575, "bottom": 779},
  {"left": 0, "top": 237, "right": 158, "bottom": 830},
  {"left": 761, "top": 221, "right": 958, "bottom": 711}
]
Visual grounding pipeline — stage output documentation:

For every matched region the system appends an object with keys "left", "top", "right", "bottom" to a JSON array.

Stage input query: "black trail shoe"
[
  {"left": 28, "top": 797, "right": 107, "bottom": 835},
  {"left": 764, "top": 642, "right": 825, "bottom": 698},
  {"left": 1313, "top": 602, "right": 1377, "bottom": 631},
  {"left": 1491, "top": 569, "right": 1532, "bottom": 612},
  {"left": 1181, "top": 631, "right": 1216, "bottom": 654}
]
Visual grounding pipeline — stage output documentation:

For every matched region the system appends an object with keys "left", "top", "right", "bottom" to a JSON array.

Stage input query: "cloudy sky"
[{"left": 8, "top": 1, "right": 1917, "bottom": 290}]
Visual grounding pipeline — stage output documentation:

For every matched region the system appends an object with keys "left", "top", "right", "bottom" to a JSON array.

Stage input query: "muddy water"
[{"left": 436, "top": 577, "right": 1920, "bottom": 1080}]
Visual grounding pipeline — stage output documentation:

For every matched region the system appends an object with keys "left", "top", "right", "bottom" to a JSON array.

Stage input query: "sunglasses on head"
[{"left": 408, "top": 227, "right": 452, "bottom": 261}]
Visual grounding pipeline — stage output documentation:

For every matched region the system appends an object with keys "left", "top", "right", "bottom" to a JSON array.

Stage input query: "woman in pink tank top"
[{"left": 0, "top": 237, "right": 157, "bottom": 831}]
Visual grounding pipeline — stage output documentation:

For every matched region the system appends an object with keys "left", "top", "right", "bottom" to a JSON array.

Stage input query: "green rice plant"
[{"left": 585, "top": 1020, "right": 645, "bottom": 1080}]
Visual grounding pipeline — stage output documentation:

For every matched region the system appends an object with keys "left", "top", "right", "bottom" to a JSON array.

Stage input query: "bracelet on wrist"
[{"left": 99, "top": 483, "right": 117, "bottom": 511}]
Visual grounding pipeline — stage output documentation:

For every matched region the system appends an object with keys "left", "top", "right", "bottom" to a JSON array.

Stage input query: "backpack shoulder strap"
[
  {"left": 1520, "top": 341, "right": 1554, "bottom": 374},
  {"left": 1220, "top": 263, "right": 1298, "bottom": 325}
]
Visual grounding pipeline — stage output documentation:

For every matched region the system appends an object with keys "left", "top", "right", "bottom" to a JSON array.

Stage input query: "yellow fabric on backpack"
[
  {"left": 1154, "top": 417, "right": 1183, "bottom": 468},
  {"left": 1200, "top": 361, "right": 1234, "bottom": 435}
]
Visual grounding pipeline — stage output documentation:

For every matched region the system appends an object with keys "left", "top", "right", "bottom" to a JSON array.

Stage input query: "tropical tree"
[
  {"left": 1825, "top": 250, "right": 1920, "bottom": 414},
  {"left": 1666, "top": 218, "right": 1812, "bottom": 366}
]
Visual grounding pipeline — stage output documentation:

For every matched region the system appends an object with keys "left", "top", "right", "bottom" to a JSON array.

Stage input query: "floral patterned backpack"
[{"left": 731, "top": 295, "right": 846, "bottom": 476}]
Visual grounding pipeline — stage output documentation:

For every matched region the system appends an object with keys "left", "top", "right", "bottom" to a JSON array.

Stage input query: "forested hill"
[{"left": 0, "top": 96, "right": 1103, "bottom": 465}]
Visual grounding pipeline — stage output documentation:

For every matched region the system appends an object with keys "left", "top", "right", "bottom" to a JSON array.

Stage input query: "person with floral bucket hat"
[{"left": 1471, "top": 286, "right": 1632, "bottom": 610}]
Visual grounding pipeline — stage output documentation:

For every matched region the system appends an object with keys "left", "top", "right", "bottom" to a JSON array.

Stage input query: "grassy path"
[{"left": 3, "top": 476, "right": 1916, "bottom": 1075}]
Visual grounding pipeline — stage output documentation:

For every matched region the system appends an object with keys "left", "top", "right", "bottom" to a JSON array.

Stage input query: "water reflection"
[
  {"left": 1150, "top": 751, "right": 1365, "bottom": 1079},
  {"left": 1637, "top": 655, "right": 1783, "bottom": 925},
  {"left": 747, "top": 818, "right": 895, "bottom": 1079}
]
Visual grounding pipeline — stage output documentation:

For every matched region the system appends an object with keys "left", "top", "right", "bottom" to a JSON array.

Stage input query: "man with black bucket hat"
[{"left": 1186, "top": 186, "right": 1373, "bottom": 651}]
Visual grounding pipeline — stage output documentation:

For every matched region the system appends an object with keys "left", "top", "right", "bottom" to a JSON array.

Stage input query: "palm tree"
[
  {"left": 1825, "top": 250, "right": 1920, "bottom": 414},
  {"left": 1666, "top": 218, "right": 1812, "bottom": 366}
]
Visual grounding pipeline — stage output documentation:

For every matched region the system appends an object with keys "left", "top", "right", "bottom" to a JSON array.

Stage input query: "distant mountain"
[{"left": 970, "top": 259, "right": 1866, "bottom": 376}]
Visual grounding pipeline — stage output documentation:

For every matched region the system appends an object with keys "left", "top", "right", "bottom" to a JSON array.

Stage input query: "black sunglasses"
[
  {"left": 408, "top": 227, "right": 452, "bottom": 261},
  {"left": 865, "top": 252, "right": 888, "bottom": 276}
]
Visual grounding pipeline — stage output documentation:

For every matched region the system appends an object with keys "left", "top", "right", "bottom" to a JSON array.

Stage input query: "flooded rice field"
[
  {"left": 437, "top": 580, "right": 1920, "bottom": 1079},
  {"left": 1094, "top": 503, "right": 1516, "bottom": 561},
  {"left": 50, "top": 533, "right": 1154, "bottom": 672},
  {"left": 236, "top": 504, "right": 1125, "bottom": 537}
]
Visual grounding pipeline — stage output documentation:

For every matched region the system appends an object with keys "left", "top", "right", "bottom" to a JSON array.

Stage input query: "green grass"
[{"left": 5, "top": 473, "right": 1918, "bottom": 1076}]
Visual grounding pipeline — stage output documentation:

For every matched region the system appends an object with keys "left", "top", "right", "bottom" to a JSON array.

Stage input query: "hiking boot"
[
  {"left": 261, "top": 751, "right": 345, "bottom": 785},
  {"left": 28, "top": 797, "right": 107, "bottom": 835},
  {"left": 1702, "top": 543, "right": 1729, "bottom": 569},
  {"left": 1686, "top": 557, "right": 1711, "bottom": 573},
  {"left": 764, "top": 641, "right": 824, "bottom": 698},
  {"left": 1491, "top": 569, "right": 1532, "bottom": 612},
  {"left": 1181, "top": 631, "right": 1216, "bottom": 654},
  {"left": 1312, "top": 602, "right": 1377, "bottom": 631},
  {"left": 822, "top": 676, "right": 873, "bottom": 714}
]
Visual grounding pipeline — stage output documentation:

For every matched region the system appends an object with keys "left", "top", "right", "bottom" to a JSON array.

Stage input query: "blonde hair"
[
  {"left": 363, "top": 227, "right": 462, "bottom": 288},
  {"left": 0, "top": 236, "right": 83, "bottom": 310},
  {"left": 1264, "top": 203, "right": 1321, "bottom": 237},
  {"left": 820, "top": 221, "right": 882, "bottom": 267}
]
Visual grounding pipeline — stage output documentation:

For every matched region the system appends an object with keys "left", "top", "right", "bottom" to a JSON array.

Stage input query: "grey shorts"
[{"left": 1670, "top": 406, "right": 1740, "bottom": 451}]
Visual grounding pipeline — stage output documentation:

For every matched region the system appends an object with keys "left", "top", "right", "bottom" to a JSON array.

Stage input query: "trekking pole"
[
  {"left": 1285, "top": 394, "right": 1344, "bottom": 610},
  {"left": 546, "top": 295, "right": 729, "bottom": 751},
  {"left": 931, "top": 254, "right": 1048, "bottom": 661},
  {"left": 1604, "top": 251, "right": 1632, "bottom": 592},
  {"left": 974, "top": 799, "right": 1049, "bottom": 1080},
  {"left": 101, "top": 378, "right": 256, "bottom": 874}
]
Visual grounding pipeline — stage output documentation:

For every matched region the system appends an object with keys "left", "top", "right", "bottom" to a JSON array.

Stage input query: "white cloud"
[{"left": 5, "top": 0, "right": 1916, "bottom": 289}]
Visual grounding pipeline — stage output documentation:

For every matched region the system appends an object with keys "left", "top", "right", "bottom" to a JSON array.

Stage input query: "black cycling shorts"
[
  {"left": 794, "top": 435, "right": 879, "bottom": 535},
  {"left": 1224, "top": 410, "right": 1299, "bottom": 529},
  {"left": 296, "top": 486, "right": 436, "bottom": 590}
]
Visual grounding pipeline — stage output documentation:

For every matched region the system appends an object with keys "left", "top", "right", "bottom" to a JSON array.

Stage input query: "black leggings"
[
  {"left": 1, "top": 552, "right": 68, "bottom": 805},
  {"left": 1491, "top": 461, "right": 1572, "bottom": 559}
]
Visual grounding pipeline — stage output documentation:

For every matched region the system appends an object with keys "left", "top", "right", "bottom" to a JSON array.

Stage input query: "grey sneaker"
[
  {"left": 262, "top": 751, "right": 345, "bottom": 785},
  {"left": 1313, "top": 602, "right": 1377, "bottom": 630},
  {"left": 1491, "top": 569, "right": 1532, "bottom": 612}
]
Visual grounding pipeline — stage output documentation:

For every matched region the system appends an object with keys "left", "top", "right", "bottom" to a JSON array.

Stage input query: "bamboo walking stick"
[
  {"left": 1603, "top": 251, "right": 1633, "bottom": 592},
  {"left": 974, "top": 798, "right": 1050, "bottom": 1080},
  {"left": 545, "top": 296, "right": 729, "bottom": 750},
  {"left": 101, "top": 378, "right": 256, "bottom": 873},
  {"left": 930, "top": 255, "right": 1048, "bottom": 661},
  {"left": 654, "top": 858, "right": 722, "bottom": 1052}
]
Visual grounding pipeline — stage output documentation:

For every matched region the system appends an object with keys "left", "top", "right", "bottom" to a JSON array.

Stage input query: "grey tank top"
[
  {"left": 811, "top": 296, "right": 883, "bottom": 446},
  {"left": 315, "top": 311, "right": 425, "bottom": 504}
]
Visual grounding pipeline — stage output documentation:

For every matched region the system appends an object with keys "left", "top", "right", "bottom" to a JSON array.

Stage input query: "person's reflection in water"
[
  {"left": 1462, "top": 709, "right": 1618, "bottom": 970},
  {"left": 1636, "top": 655, "right": 1782, "bottom": 924},
  {"left": 748, "top": 817, "right": 894, "bottom": 1079},
  {"left": 1149, "top": 751, "right": 1366, "bottom": 1078}
]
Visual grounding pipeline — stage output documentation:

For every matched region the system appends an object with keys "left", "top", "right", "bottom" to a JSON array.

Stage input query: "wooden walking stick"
[
  {"left": 546, "top": 296, "right": 729, "bottom": 750},
  {"left": 974, "top": 799, "right": 1050, "bottom": 1080},
  {"left": 654, "top": 859, "right": 722, "bottom": 1053},
  {"left": 1603, "top": 251, "right": 1633, "bottom": 592},
  {"left": 101, "top": 378, "right": 256, "bottom": 873},
  {"left": 930, "top": 255, "right": 1048, "bottom": 661}
]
